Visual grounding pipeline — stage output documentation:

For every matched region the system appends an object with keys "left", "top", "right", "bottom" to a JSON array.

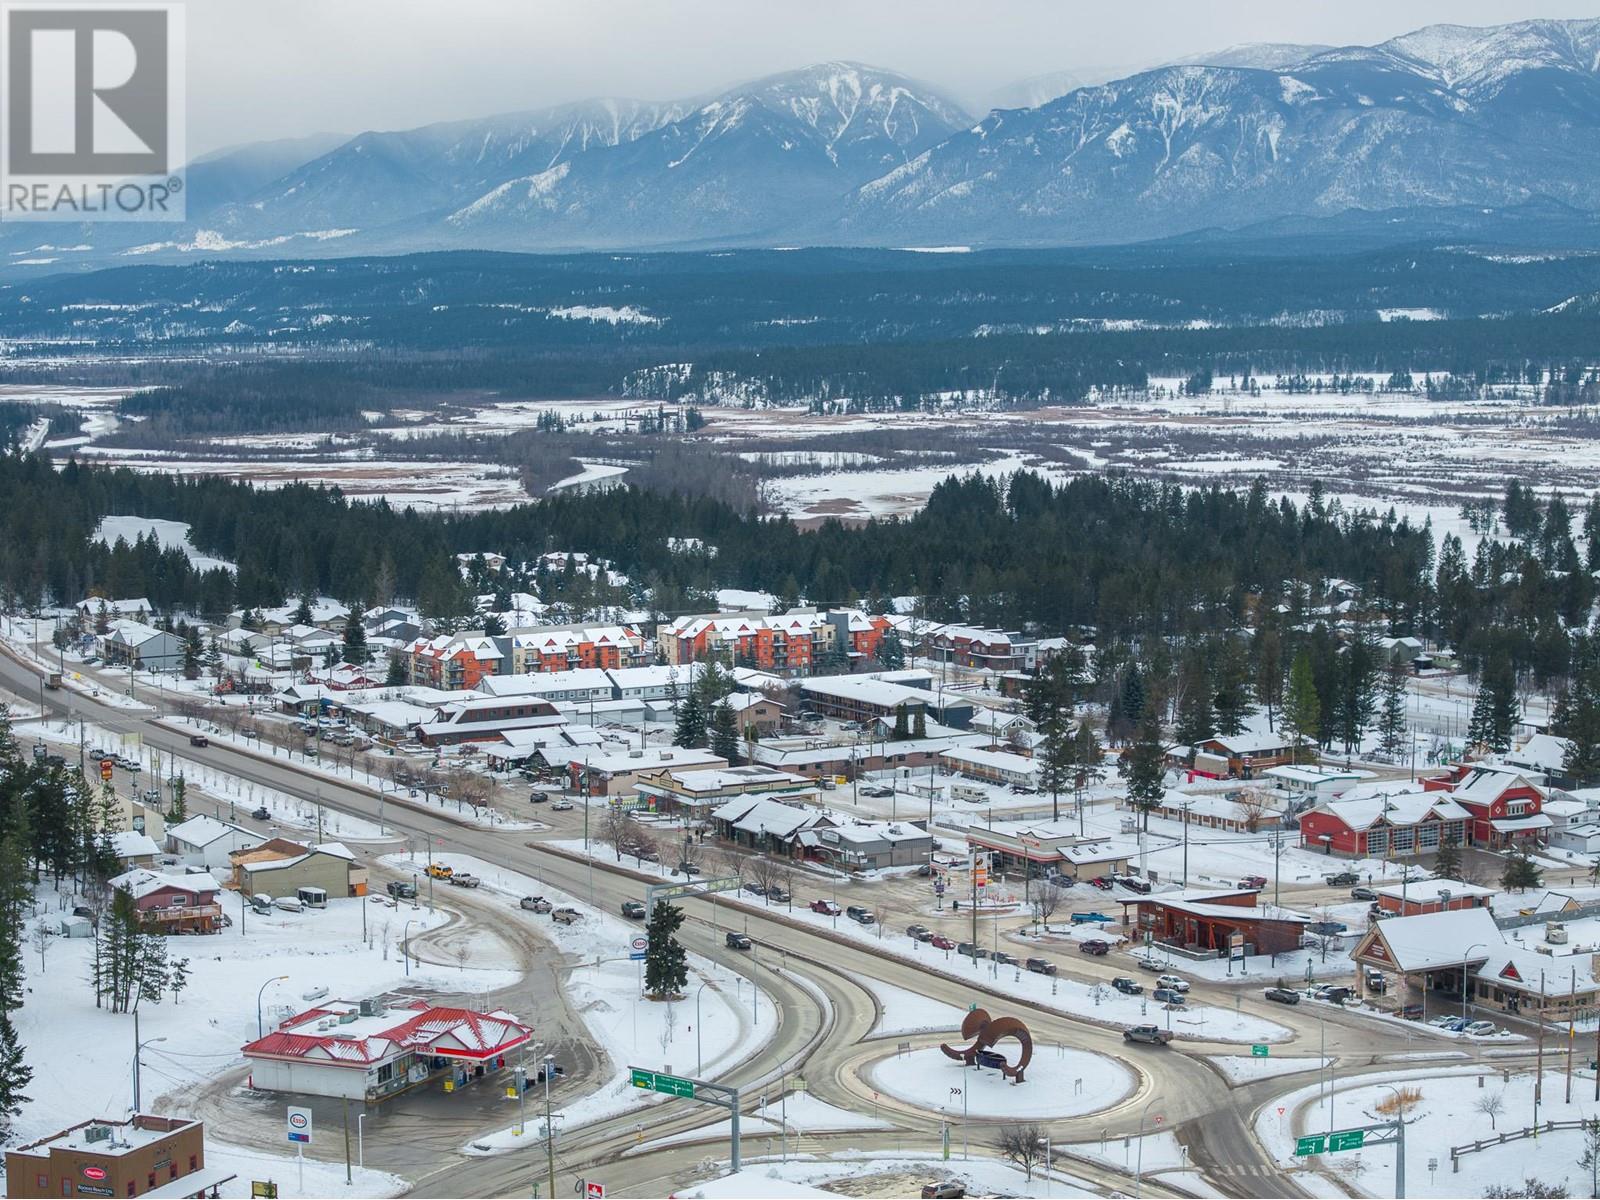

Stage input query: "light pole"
[
  {"left": 1378, "top": 1084, "right": 1408, "bottom": 1199},
  {"left": 132, "top": 1009, "right": 166, "bottom": 1113},
  {"left": 695, "top": 980, "right": 712, "bottom": 1075},
  {"left": 543, "top": 1052, "right": 557, "bottom": 1200},
  {"left": 1462, "top": 942, "right": 1487, "bottom": 1025},
  {"left": 1134, "top": 1096, "right": 1161, "bottom": 1198},
  {"left": 257, "top": 974, "right": 289, "bottom": 1038},
  {"left": 403, "top": 918, "right": 417, "bottom": 976}
]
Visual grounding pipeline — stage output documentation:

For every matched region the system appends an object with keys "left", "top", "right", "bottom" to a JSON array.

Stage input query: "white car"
[
  {"left": 550, "top": 800, "right": 574, "bottom": 811},
  {"left": 1155, "top": 974, "right": 1190, "bottom": 993},
  {"left": 1464, "top": 1020, "right": 1499, "bottom": 1037},
  {"left": 1426, "top": 1014, "right": 1457, "bottom": 1028}
]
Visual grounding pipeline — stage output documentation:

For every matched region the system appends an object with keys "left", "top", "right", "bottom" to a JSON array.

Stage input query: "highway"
[{"left": 0, "top": 645, "right": 1542, "bottom": 1199}]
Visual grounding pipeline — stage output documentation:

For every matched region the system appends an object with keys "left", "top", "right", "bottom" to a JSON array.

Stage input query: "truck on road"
[
  {"left": 1122, "top": 1024, "right": 1173, "bottom": 1046},
  {"left": 44, "top": 672, "right": 61, "bottom": 690}
]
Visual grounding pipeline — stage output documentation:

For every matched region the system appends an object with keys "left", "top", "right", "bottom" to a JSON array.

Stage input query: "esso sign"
[{"left": 82, "top": 1167, "right": 108, "bottom": 1181}]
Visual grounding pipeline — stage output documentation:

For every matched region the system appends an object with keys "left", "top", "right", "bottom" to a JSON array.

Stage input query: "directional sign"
[
  {"left": 630, "top": 1068, "right": 694, "bottom": 1098},
  {"left": 286, "top": 1106, "right": 313, "bottom": 1145},
  {"left": 1294, "top": 1134, "right": 1326, "bottom": 1157},
  {"left": 1329, "top": 1129, "right": 1366, "bottom": 1152},
  {"left": 1250, "top": 1044, "right": 1270, "bottom": 1058}
]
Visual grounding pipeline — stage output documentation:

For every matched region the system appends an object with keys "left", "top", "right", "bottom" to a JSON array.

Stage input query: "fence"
[{"left": 1450, "top": 1118, "right": 1594, "bottom": 1171}]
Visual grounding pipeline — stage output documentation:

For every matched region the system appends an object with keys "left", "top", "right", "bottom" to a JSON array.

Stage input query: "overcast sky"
[{"left": 188, "top": 1, "right": 1600, "bottom": 156}]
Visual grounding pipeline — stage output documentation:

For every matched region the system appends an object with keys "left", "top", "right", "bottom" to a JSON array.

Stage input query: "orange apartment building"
[
  {"left": 659, "top": 609, "right": 890, "bottom": 673},
  {"left": 510, "top": 623, "right": 647, "bottom": 673},
  {"left": 403, "top": 634, "right": 504, "bottom": 690}
]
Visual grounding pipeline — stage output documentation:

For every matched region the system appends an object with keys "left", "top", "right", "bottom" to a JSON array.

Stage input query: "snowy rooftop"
[
  {"left": 167, "top": 814, "right": 255, "bottom": 848},
  {"left": 1373, "top": 879, "right": 1496, "bottom": 902},
  {"left": 1361, "top": 906, "right": 1503, "bottom": 972},
  {"left": 242, "top": 999, "right": 531, "bottom": 1068}
]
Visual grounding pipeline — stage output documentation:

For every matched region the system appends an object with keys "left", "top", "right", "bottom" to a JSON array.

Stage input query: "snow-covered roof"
[
  {"left": 1373, "top": 879, "right": 1496, "bottom": 903},
  {"left": 1312, "top": 783, "right": 1471, "bottom": 831},
  {"left": 242, "top": 999, "right": 531, "bottom": 1068},
  {"left": 1503, "top": 733, "right": 1572, "bottom": 774},
  {"left": 110, "top": 867, "right": 221, "bottom": 899},
  {"left": 1199, "top": 731, "right": 1300, "bottom": 755},
  {"left": 167, "top": 814, "right": 257, "bottom": 849},
  {"left": 1476, "top": 946, "right": 1600, "bottom": 996},
  {"left": 1452, "top": 765, "right": 1544, "bottom": 805},
  {"left": 109, "top": 830, "right": 159, "bottom": 860},
  {"left": 711, "top": 795, "right": 823, "bottom": 838},
  {"left": 1361, "top": 906, "right": 1502, "bottom": 972},
  {"left": 939, "top": 745, "right": 1037, "bottom": 775}
]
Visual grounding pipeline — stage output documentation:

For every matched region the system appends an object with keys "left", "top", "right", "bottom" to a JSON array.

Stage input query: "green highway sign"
[
  {"left": 1329, "top": 1129, "right": 1366, "bottom": 1152},
  {"left": 1294, "top": 1135, "right": 1326, "bottom": 1157},
  {"left": 1250, "top": 1044, "right": 1270, "bottom": 1057},
  {"left": 630, "top": 1068, "right": 695, "bottom": 1098}
]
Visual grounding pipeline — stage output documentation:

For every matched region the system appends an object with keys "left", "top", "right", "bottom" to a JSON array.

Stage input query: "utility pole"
[
  {"left": 343, "top": 1098, "right": 352, "bottom": 1185},
  {"left": 1567, "top": 967, "right": 1577, "bottom": 1104},
  {"left": 1535, "top": 971, "right": 1547, "bottom": 1132},
  {"left": 543, "top": 1052, "right": 556, "bottom": 1200},
  {"left": 1181, "top": 802, "right": 1190, "bottom": 888}
]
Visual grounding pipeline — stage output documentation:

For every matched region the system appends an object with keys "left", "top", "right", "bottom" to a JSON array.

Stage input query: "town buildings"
[
  {"left": 5, "top": 1115, "right": 231, "bottom": 1200},
  {"left": 107, "top": 868, "right": 223, "bottom": 934}
]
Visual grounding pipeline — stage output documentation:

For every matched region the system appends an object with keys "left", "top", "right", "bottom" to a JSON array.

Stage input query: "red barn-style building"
[
  {"left": 1420, "top": 764, "right": 1549, "bottom": 849},
  {"left": 1297, "top": 784, "right": 1471, "bottom": 858}
]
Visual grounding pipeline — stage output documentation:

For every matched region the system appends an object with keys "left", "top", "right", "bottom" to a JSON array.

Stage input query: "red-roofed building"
[
  {"left": 1420, "top": 763, "right": 1550, "bottom": 849},
  {"left": 241, "top": 997, "right": 532, "bottom": 1102}
]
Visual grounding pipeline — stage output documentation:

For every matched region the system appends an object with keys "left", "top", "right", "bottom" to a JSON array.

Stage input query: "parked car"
[
  {"left": 385, "top": 881, "right": 416, "bottom": 900},
  {"left": 725, "top": 932, "right": 752, "bottom": 950},
  {"left": 1363, "top": 970, "right": 1387, "bottom": 994},
  {"left": 765, "top": 887, "right": 790, "bottom": 903},
  {"left": 956, "top": 942, "right": 990, "bottom": 960},
  {"left": 905, "top": 924, "right": 933, "bottom": 942},
  {"left": 1264, "top": 987, "right": 1302, "bottom": 1005},
  {"left": 1123, "top": 1024, "right": 1173, "bottom": 1045},
  {"left": 930, "top": 934, "right": 956, "bottom": 950},
  {"left": 188, "top": 734, "right": 209, "bottom": 748},
  {"left": 251, "top": 806, "right": 270, "bottom": 821},
  {"left": 1464, "top": 1020, "right": 1499, "bottom": 1037},
  {"left": 528, "top": 791, "right": 550, "bottom": 803},
  {"left": 1026, "top": 957, "right": 1058, "bottom": 975},
  {"left": 1008, "top": 783, "right": 1038, "bottom": 794},
  {"left": 676, "top": 861, "right": 701, "bottom": 876},
  {"left": 993, "top": 950, "right": 1019, "bottom": 966},
  {"left": 1115, "top": 874, "right": 1153, "bottom": 894},
  {"left": 621, "top": 900, "right": 647, "bottom": 920},
  {"left": 1086, "top": 876, "right": 1114, "bottom": 891},
  {"left": 743, "top": 882, "right": 768, "bottom": 897},
  {"left": 1155, "top": 974, "right": 1190, "bottom": 993},
  {"left": 447, "top": 873, "right": 481, "bottom": 888},
  {"left": 520, "top": 896, "right": 553, "bottom": 914},
  {"left": 1078, "top": 939, "right": 1111, "bottom": 956},
  {"left": 1350, "top": 885, "right": 1378, "bottom": 901},
  {"left": 551, "top": 907, "right": 582, "bottom": 925},
  {"left": 810, "top": 900, "right": 841, "bottom": 916},
  {"left": 845, "top": 905, "right": 875, "bottom": 925},
  {"left": 550, "top": 800, "right": 574, "bottom": 812},
  {"left": 425, "top": 863, "right": 453, "bottom": 880},
  {"left": 1238, "top": 874, "right": 1269, "bottom": 889},
  {"left": 1070, "top": 912, "right": 1112, "bottom": 925},
  {"left": 1153, "top": 987, "right": 1187, "bottom": 1005},
  {"left": 920, "top": 1184, "right": 965, "bottom": 1199},
  {"left": 1134, "top": 956, "right": 1165, "bottom": 972},
  {"left": 1314, "top": 985, "right": 1353, "bottom": 1004},
  {"left": 1111, "top": 977, "right": 1143, "bottom": 996},
  {"left": 1325, "top": 871, "right": 1360, "bottom": 887}
]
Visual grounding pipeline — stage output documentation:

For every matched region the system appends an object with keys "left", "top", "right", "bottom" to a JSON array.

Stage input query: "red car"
[
  {"left": 1087, "top": 876, "right": 1114, "bottom": 891},
  {"left": 929, "top": 933, "right": 956, "bottom": 950},
  {"left": 810, "top": 899, "right": 842, "bottom": 916}
]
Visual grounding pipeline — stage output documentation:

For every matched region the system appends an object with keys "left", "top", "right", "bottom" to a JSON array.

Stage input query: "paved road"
[{"left": 0, "top": 647, "right": 1537, "bottom": 1198}]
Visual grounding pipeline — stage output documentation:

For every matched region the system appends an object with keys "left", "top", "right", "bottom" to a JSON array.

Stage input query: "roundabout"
[{"left": 865, "top": 1044, "right": 1137, "bottom": 1120}]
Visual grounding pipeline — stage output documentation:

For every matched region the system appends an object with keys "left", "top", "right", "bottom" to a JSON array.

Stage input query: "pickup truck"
[
  {"left": 551, "top": 907, "right": 582, "bottom": 925},
  {"left": 1070, "top": 912, "right": 1112, "bottom": 925},
  {"left": 385, "top": 880, "right": 416, "bottom": 900},
  {"left": 520, "top": 896, "right": 553, "bottom": 914},
  {"left": 1325, "top": 871, "right": 1360, "bottom": 887},
  {"left": 447, "top": 873, "right": 481, "bottom": 888},
  {"left": 1123, "top": 1024, "right": 1174, "bottom": 1045}
]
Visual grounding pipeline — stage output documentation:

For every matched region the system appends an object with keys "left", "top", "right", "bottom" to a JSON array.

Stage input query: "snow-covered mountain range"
[{"left": 14, "top": 18, "right": 1600, "bottom": 265}]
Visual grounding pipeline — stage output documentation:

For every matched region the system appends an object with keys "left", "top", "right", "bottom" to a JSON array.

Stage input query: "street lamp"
[
  {"left": 132, "top": 1024, "right": 166, "bottom": 1113},
  {"left": 403, "top": 918, "right": 418, "bottom": 976},
  {"left": 1462, "top": 941, "right": 1487, "bottom": 1026},
  {"left": 695, "top": 980, "right": 712, "bottom": 1075},
  {"left": 257, "top": 975, "right": 290, "bottom": 1038},
  {"left": 543, "top": 1052, "right": 557, "bottom": 1199},
  {"left": 1134, "top": 1096, "right": 1161, "bottom": 1198}
]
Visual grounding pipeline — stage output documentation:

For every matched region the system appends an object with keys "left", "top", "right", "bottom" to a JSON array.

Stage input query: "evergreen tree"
[
  {"left": 1253, "top": 627, "right": 1283, "bottom": 729},
  {"left": 1335, "top": 633, "right": 1380, "bottom": 754},
  {"left": 1377, "top": 664, "right": 1409, "bottom": 761},
  {"left": 709, "top": 700, "right": 740, "bottom": 764},
  {"left": 1174, "top": 664, "right": 1215, "bottom": 748},
  {"left": 912, "top": 708, "right": 926, "bottom": 739},
  {"left": 643, "top": 900, "right": 688, "bottom": 999},
  {"left": 1123, "top": 712, "right": 1167, "bottom": 831},
  {"left": 180, "top": 638, "right": 200, "bottom": 680},
  {"left": 1119, "top": 666, "right": 1146, "bottom": 727},
  {"left": 292, "top": 594, "right": 313, "bottom": 626},
  {"left": 384, "top": 654, "right": 406, "bottom": 687},
  {"left": 1281, "top": 652, "right": 1321, "bottom": 760},
  {"left": 875, "top": 627, "right": 905, "bottom": 671},
  {"left": 1501, "top": 843, "right": 1543, "bottom": 893},
  {"left": 341, "top": 610, "right": 370, "bottom": 666},
  {"left": 1484, "top": 653, "right": 1519, "bottom": 753},
  {"left": 1036, "top": 712, "right": 1077, "bottom": 824},
  {"left": 673, "top": 690, "right": 706, "bottom": 749},
  {"left": 1432, "top": 838, "right": 1463, "bottom": 882},
  {"left": 891, "top": 703, "right": 910, "bottom": 741},
  {"left": 0, "top": 1012, "right": 30, "bottom": 1141}
]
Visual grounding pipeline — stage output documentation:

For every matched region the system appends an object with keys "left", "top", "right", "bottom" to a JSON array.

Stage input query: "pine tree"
[
  {"left": 1501, "top": 844, "right": 1543, "bottom": 893},
  {"left": 1036, "top": 712, "right": 1077, "bottom": 824},
  {"left": 341, "top": 610, "right": 370, "bottom": 666},
  {"left": 1120, "top": 666, "right": 1146, "bottom": 727},
  {"left": 384, "top": 653, "right": 406, "bottom": 687},
  {"left": 709, "top": 700, "right": 740, "bottom": 764},
  {"left": 1467, "top": 687, "right": 1496, "bottom": 751},
  {"left": 292, "top": 594, "right": 313, "bottom": 626},
  {"left": 1124, "top": 711, "right": 1167, "bottom": 831},
  {"left": 673, "top": 690, "right": 706, "bottom": 749},
  {"left": 912, "top": 708, "right": 926, "bottom": 739},
  {"left": 1432, "top": 838, "right": 1463, "bottom": 882},
  {"left": 892, "top": 704, "right": 910, "bottom": 741},
  {"left": 1485, "top": 653, "right": 1519, "bottom": 753},
  {"left": 181, "top": 638, "right": 200, "bottom": 680},
  {"left": 1281, "top": 652, "right": 1321, "bottom": 759},
  {"left": 643, "top": 900, "right": 687, "bottom": 999},
  {"left": 0, "top": 1012, "right": 30, "bottom": 1141},
  {"left": 875, "top": 627, "right": 905, "bottom": 671},
  {"left": 1377, "top": 663, "right": 1408, "bottom": 761}
]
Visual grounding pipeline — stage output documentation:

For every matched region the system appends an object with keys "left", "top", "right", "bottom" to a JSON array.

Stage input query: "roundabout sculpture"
[{"left": 939, "top": 1006, "right": 1034, "bottom": 1083}]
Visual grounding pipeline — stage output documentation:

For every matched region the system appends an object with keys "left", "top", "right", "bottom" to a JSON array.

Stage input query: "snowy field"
[
  {"left": 670, "top": 1149, "right": 1113, "bottom": 1199},
  {"left": 93, "top": 515, "right": 236, "bottom": 573},
  {"left": 1258, "top": 1066, "right": 1600, "bottom": 1199}
]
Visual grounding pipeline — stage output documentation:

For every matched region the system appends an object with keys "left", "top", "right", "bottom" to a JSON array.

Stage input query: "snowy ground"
[
  {"left": 859, "top": 977, "right": 968, "bottom": 1037},
  {"left": 411, "top": 851, "right": 775, "bottom": 1151},
  {"left": 868, "top": 1046, "right": 1135, "bottom": 1120},
  {"left": 670, "top": 1149, "right": 1114, "bottom": 1199},
  {"left": 12, "top": 886, "right": 516, "bottom": 1195},
  {"left": 634, "top": 1093, "right": 895, "bottom": 1154},
  {"left": 1258, "top": 1066, "right": 1600, "bottom": 1199},
  {"left": 1207, "top": 1054, "right": 1332, "bottom": 1085},
  {"left": 93, "top": 515, "right": 236, "bottom": 573}
]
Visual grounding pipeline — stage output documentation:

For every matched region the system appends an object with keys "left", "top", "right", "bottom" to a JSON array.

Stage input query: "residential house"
[
  {"left": 231, "top": 840, "right": 367, "bottom": 899},
  {"left": 101, "top": 621, "right": 186, "bottom": 672},
  {"left": 109, "top": 831, "right": 160, "bottom": 868},
  {"left": 1501, "top": 733, "right": 1575, "bottom": 789},
  {"left": 240, "top": 997, "right": 531, "bottom": 1102},
  {"left": 166, "top": 814, "right": 264, "bottom": 872},
  {"left": 75, "top": 596, "right": 153, "bottom": 625},
  {"left": 6, "top": 1114, "right": 230, "bottom": 1200},
  {"left": 108, "top": 868, "right": 223, "bottom": 934},
  {"left": 722, "top": 690, "right": 784, "bottom": 736},
  {"left": 1261, "top": 765, "right": 1373, "bottom": 813},
  {"left": 1191, "top": 731, "right": 1305, "bottom": 778}
]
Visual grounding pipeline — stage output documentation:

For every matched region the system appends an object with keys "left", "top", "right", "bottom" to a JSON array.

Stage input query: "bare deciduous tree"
[
  {"left": 1475, "top": 1090, "right": 1506, "bottom": 1131},
  {"left": 1027, "top": 880, "right": 1062, "bottom": 930},
  {"left": 995, "top": 1123, "right": 1049, "bottom": 1181},
  {"left": 1237, "top": 788, "right": 1269, "bottom": 834}
]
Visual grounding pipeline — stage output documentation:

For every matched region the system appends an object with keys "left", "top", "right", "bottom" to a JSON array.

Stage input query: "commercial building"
[
  {"left": 231, "top": 840, "right": 367, "bottom": 899},
  {"left": 803, "top": 820, "right": 933, "bottom": 871},
  {"left": 1373, "top": 878, "right": 1497, "bottom": 917},
  {"left": 416, "top": 696, "right": 566, "bottom": 746},
  {"left": 1297, "top": 783, "right": 1472, "bottom": 858},
  {"left": 240, "top": 997, "right": 532, "bottom": 1102},
  {"left": 1420, "top": 764, "right": 1550, "bottom": 849},
  {"left": 799, "top": 675, "right": 976, "bottom": 729},
  {"left": 938, "top": 745, "right": 1037, "bottom": 788},
  {"left": 565, "top": 747, "right": 728, "bottom": 798},
  {"left": 1122, "top": 888, "right": 1313, "bottom": 958},
  {"left": 963, "top": 822, "right": 1135, "bottom": 881},
  {"left": 6, "top": 1114, "right": 231, "bottom": 1200},
  {"left": 101, "top": 622, "right": 186, "bottom": 673},
  {"left": 634, "top": 764, "right": 814, "bottom": 822}
]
